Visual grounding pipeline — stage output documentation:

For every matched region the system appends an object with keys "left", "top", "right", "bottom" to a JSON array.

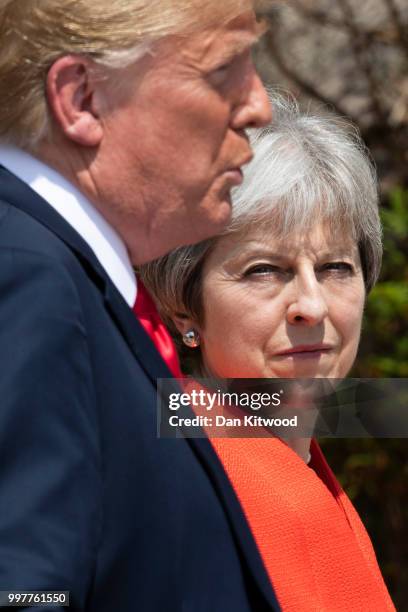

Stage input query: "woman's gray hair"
[{"left": 139, "top": 94, "right": 382, "bottom": 369}]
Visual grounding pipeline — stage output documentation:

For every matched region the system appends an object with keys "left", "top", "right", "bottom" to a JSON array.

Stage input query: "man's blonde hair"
[{"left": 0, "top": 0, "right": 253, "bottom": 149}]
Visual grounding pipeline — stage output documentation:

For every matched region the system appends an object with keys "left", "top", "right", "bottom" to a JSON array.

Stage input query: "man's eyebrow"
[{"left": 216, "top": 21, "right": 268, "bottom": 62}]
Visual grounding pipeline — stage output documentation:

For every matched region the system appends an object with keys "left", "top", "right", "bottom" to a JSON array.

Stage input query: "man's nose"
[
  {"left": 286, "top": 274, "right": 329, "bottom": 326},
  {"left": 231, "top": 72, "right": 272, "bottom": 130}
]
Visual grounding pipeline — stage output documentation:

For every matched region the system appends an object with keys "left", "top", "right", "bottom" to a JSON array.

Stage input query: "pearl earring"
[{"left": 182, "top": 329, "right": 200, "bottom": 348}]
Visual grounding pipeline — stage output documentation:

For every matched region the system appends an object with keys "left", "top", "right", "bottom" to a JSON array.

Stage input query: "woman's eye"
[
  {"left": 243, "top": 264, "right": 282, "bottom": 277},
  {"left": 321, "top": 262, "right": 354, "bottom": 273}
]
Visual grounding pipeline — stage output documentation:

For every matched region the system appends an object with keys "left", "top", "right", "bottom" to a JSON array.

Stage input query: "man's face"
[{"left": 97, "top": 11, "right": 271, "bottom": 264}]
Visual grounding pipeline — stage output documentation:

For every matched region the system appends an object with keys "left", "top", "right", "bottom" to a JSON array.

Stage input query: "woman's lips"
[{"left": 274, "top": 345, "right": 333, "bottom": 359}]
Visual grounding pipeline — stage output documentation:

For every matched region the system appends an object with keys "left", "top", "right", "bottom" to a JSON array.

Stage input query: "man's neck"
[{"left": 0, "top": 143, "right": 137, "bottom": 306}]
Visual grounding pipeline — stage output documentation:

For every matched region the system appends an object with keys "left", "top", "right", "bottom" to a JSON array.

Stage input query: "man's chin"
[{"left": 199, "top": 197, "right": 232, "bottom": 238}]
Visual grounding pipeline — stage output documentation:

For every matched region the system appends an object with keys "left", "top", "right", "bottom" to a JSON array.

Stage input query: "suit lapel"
[
  {"left": 192, "top": 441, "right": 282, "bottom": 611},
  {"left": 103, "top": 281, "right": 172, "bottom": 381},
  {"left": 1, "top": 166, "right": 280, "bottom": 610},
  {"left": 167, "top": 400, "right": 282, "bottom": 611}
]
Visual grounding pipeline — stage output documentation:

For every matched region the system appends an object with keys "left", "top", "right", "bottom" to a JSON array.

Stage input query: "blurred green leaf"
[{"left": 325, "top": 187, "right": 408, "bottom": 608}]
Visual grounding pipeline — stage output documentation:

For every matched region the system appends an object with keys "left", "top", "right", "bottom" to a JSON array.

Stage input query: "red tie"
[{"left": 133, "top": 279, "right": 182, "bottom": 377}]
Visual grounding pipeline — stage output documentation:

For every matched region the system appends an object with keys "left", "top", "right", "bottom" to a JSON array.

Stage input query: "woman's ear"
[
  {"left": 46, "top": 55, "right": 105, "bottom": 147},
  {"left": 172, "top": 314, "right": 201, "bottom": 338}
]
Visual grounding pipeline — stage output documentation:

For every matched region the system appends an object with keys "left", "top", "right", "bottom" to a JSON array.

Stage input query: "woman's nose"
[{"left": 286, "top": 274, "right": 329, "bottom": 326}]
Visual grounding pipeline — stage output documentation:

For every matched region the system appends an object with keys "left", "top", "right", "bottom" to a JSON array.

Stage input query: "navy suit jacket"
[{"left": 0, "top": 167, "right": 280, "bottom": 611}]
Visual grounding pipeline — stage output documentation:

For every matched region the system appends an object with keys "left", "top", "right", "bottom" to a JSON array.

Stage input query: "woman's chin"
[{"left": 266, "top": 362, "right": 337, "bottom": 379}]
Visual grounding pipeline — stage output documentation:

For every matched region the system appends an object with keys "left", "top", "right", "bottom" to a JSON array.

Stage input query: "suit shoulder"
[
  {"left": 0, "top": 202, "right": 97, "bottom": 324},
  {"left": 0, "top": 199, "right": 78, "bottom": 266}
]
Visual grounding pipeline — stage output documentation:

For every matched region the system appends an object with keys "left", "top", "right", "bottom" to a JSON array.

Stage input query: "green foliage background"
[{"left": 320, "top": 188, "right": 408, "bottom": 610}]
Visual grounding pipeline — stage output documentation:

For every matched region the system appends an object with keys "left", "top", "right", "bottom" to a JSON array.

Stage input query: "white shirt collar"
[{"left": 0, "top": 145, "right": 137, "bottom": 307}]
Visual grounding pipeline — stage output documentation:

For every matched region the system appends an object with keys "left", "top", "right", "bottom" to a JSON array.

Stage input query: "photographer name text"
[{"left": 168, "top": 414, "right": 298, "bottom": 428}]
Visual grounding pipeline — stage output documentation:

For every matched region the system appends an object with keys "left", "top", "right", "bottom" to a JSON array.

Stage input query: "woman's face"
[{"left": 195, "top": 222, "right": 366, "bottom": 378}]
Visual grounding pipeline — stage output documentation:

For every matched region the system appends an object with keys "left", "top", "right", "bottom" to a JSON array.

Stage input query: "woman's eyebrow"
[
  {"left": 224, "top": 246, "right": 288, "bottom": 264},
  {"left": 315, "top": 248, "right": 358, "bottom": 260},
  {"left": 224, "top": 243, "right": 358, "bottom": 265}
]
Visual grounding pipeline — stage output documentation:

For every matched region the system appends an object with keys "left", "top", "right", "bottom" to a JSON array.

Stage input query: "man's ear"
[{"left": 46, "top": 55, "right": 104, "bottom": 147}]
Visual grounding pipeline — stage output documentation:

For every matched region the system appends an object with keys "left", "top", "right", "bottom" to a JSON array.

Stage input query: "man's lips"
[
  {"left": 223, "top": 152, "right": 253, "bottom": 185},
  {"left": 223, "top": 167, "right": 243, "bottom": 185},
  {"left": 274, "top": 344, "right": 334, "bottom": 358}
]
